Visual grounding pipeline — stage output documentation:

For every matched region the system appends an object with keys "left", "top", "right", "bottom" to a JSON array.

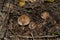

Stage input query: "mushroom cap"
[
  {"left": 19, "top": 1, "right": 25, "bottom": 7},
  {"left": 18, "top": 14, "right": 30, "bottom": 25},
  {"left": 41, "top": 12, "right": 50, "bottom": 19},
  {"left": 29, "top": 22, "right": 36, "bottom": 29}
]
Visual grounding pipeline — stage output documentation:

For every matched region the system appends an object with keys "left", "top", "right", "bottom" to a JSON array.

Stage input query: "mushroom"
[
  {"left": 18, "top": 14, "right": 30, "bottom": 26},
  {"left": 41, "top": 12, "right": 50, "bottom": 20},
  {"left": 29, "top": 21, "right": 36, "bottom": 29}
]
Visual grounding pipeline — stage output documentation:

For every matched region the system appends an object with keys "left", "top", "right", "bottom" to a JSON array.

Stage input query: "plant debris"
[{"left": 0, "top": 0, "right": 60, "bottom": 40}]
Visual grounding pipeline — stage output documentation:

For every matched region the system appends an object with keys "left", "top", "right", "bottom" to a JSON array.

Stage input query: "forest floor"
[{"left": 0, "top": 0, "right": 60, "bottom": 40}]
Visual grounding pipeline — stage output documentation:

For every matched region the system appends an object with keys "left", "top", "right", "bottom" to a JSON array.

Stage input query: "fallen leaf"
[
  {"left": 19, "top": 0, "right": 26, "bottom": 7},
  {"left": 19, "top": 1, "right": 25, "bottom": 7}
]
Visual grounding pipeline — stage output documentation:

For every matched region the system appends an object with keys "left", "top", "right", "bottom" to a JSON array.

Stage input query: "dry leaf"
[{"left": 19, "top": 0, "right": 26, "bottom": 7}]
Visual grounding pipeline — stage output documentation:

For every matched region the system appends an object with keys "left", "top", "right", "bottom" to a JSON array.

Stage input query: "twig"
[
  {"left": 10, "top": 35, "right": 59, "bottom": 39},
  {"left": 30, "top": 32, "right": 35, "bottom": 40}
]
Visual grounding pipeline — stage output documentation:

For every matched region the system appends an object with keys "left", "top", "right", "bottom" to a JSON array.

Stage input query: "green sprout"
[{"left": 45, "top": 0, "right": 54, "bottom": 2}]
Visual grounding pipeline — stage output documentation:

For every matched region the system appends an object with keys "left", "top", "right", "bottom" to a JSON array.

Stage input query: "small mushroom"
[
  {"left": 18, "top": 14, "right": 30, "bottom": 26},
  {"left": 29, "top": 22, "right": 36, "bottom": 29},
  {"left": 41, "top": 12, "right": 50, "bottom": 20}
]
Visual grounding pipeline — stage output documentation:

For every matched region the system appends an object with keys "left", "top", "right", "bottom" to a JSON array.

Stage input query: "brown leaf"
[{"left": 19, "top": 0, "right": 26, "bottom": 7}]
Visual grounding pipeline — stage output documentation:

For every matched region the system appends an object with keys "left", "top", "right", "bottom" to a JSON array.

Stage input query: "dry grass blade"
[{"left": 10, "top": 35, "right": 59, "bottom": 38}]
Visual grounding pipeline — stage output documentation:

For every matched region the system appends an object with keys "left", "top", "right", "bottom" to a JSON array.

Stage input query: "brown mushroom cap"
[
  {"left": 18, "top": 14, "right": 30, "bottom": 25},
  {"left": 29, "top": 22, "right": 36, "bottom": 29},
  {"left": 19, "top": 0, "right": 26, "bottom": 7},
  {"left": 41, "top": 12, "right": 50, "bottom": 19}
]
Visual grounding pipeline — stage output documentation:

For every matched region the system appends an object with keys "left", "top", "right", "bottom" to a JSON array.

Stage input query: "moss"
[
  {"left": 54, "top": 32, "right": 60, "bottom": 35},
  {"left": 45, "top": 0, "right": 54, "bottom": 2}
]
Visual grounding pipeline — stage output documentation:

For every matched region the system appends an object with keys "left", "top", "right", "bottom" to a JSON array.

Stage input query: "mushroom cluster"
[{"left": 17, "top": 14, "right": 37, "bottom": 30}]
